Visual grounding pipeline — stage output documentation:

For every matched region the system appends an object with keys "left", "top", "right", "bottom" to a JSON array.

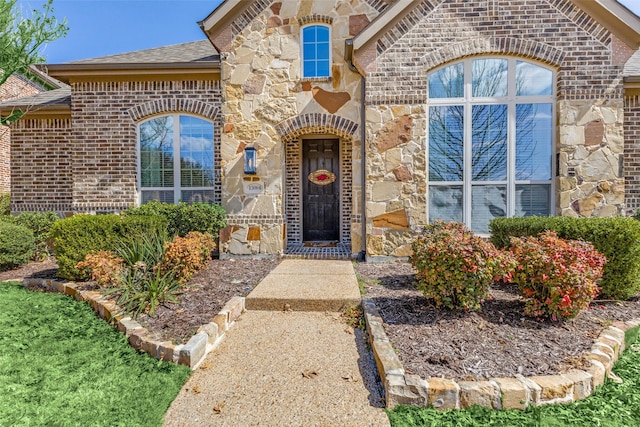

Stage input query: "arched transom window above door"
[
  {"left": 138, "top": 114, "right": 215, "bottom": 204},
  {"left": 427, "top": 57, "right": 555, "bottom": 233}
]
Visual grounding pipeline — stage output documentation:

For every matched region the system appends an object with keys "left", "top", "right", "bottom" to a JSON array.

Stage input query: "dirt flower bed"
[
  {"left": 355, "top": 260, "right": 640, "bottom": 382},
  {"left": 2, "top": 257, "right": 281, "bottom": 345}
]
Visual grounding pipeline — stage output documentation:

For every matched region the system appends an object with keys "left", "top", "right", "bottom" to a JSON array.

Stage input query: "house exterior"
[
  {"left": 1, "top": 0, "right": 640, "bottom": 260},
  {"left": 0, "top": 73, "right": 54, "bottom": 192}
]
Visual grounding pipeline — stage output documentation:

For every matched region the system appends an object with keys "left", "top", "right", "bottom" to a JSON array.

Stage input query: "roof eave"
[
  {"left": 39, "top": 62, "right": 221, "bottom": 84},
  {"left": 569, "top": 0, "right": 640, "bottom": 48},
  {"left": 0, "top": 105, "right": 71, "bottom": 119}
]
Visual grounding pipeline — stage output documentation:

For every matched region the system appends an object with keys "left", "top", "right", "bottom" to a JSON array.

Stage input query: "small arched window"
[
  {"left": 301, "top": 24, "right": 331, "bottom": 78},
  {"left": 138, "top": 114, "right": 215, "bottom": 204},
  {"left": 427, "top": 58, "right": 555, "bottom": 233}
]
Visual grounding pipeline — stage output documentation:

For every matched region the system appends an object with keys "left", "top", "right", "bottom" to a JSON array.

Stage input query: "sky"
[{"left": 14, "top": 0, "right": 640, "bottom": 64}]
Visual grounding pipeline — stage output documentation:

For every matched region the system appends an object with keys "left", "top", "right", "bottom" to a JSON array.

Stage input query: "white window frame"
[
  {"left": 136, "top": 113, "right": 215, "bottom": 205},
  {"left": 300, "top": 23, "right": 332, "bottom": 79},
  {"left": 426, "top": 57, "right": 556, "bottom": 233}
]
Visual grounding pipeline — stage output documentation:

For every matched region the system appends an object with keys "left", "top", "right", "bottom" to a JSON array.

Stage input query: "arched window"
[
  {"left": 427, "top": 58, "right": 554, "bottom": 233},
  {"left": 138, "top": 114, "right": 215, "bottom": 204},
  {"left": 301, "top": 24, "right": 331, "bottom": 78}
]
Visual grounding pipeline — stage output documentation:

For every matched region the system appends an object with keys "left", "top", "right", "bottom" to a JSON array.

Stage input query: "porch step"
[{"left": 245, "top": 260, "right": 361, "bottom": 312}]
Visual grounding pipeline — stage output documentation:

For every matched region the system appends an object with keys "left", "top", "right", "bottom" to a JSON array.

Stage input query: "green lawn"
[
  {"left": 387, "top": 329, "right": 640, "bottom": 427},
  {"left": 0, "top": 281, "right": 191, "bottom": 427}
]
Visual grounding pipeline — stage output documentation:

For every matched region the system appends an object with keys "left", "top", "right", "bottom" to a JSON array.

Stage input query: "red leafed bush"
[
  {"left": 76, "top": 250, "right": 124, "bottom": 288},
  {"left": 509, "top": 231, "right": 606, "bottom": 320},
  {"left": 410, "top": 221, "right": 515, "bottom": 311},
  {"left": 158, "top": 232, "right": 216, "bottom": 284}
]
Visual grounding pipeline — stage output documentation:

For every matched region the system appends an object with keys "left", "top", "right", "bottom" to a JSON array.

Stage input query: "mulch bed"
[
  {"left": 355, "top": 260, "right": 640, "bottom": 382},
  {"left": 7, "top": 257, "right": 640, "bottom": 380},
  {"left": 1, "top": 256, "right": 281, "bottom": 345}
]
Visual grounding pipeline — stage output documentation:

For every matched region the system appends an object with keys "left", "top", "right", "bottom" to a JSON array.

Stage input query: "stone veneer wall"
[
  {"left": 356, "top": 0, "right": 632, "bottom": 258},
  {"left": 70, "top": 80, "right": 222, "bottom": 213},
  {"left": 10, "top": 118, "right": 73, "bottom": 213},
  {"left": 624, "top": 95, "right": 640, "bottom": 213},
  {"left": 217, "top": 0, "right": 381, "bottom": 256},
  {"left": 0, "top": 75, "right": 45, "bottom": 193}
]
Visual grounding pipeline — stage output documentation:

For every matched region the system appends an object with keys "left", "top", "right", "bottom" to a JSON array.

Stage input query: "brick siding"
[
  {"left": 69, "top": 80, "right": 222, "bottom": 213},
  {"left": 625, "top": 95, "right": 640, "bottom": 213},
  {"left": 0, "top": 75, "right": 45, "bottom": 193},
  {"left": 361, "top": 0, "right": 623, "bottom": 105},
  {"left": 10, "top": 118, "right": 73, "bottom": 213}
]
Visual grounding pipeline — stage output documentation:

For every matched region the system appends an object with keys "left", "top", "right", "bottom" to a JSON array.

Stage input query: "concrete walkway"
[{"left": 164, "top": 260, "right": 389, "bottom": 427}]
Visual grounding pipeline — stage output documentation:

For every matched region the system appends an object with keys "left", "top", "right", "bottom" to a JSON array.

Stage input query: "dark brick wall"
[
  {"left": 70, "top": 80, "right": 222, "bottom": 212},
  {"left": 625, "top": 95, "right": 640, "bottom": 213},
  {"left": 0, "top": 75, "right": 45, "bottom": 193},
  {"left": 10, "top": 118, "right": 73, "bottom": 213},
  {"left": 361, "top": 0, "right": 624, "bottom": 104}
]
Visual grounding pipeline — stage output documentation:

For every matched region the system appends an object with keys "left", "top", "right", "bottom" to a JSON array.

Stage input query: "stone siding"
[
  {"left": 357, "top": 0, "right": 630, "bottom": 257},
  {"left": 0, "top": 75, "right": 45, "bottom": 193},
  {"left": 10, "top": 118, "right": 73, "bottom": 213},
  {"left": 217, "top": 0, "right": 382, "bottom": 255},
  {"left": 70, "top": 80, "right": 222, "bottom": 213}
]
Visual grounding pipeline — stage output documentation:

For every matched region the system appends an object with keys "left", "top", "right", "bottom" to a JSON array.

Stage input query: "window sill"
[{"left": 301, "top": 76, "right": 332, "bottom": 83}]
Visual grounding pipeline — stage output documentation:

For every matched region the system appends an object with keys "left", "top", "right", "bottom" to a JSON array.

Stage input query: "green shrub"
[
  {"left": 124, "top": 201, "right": 226, "bottom": 238},
  {"left": 1, "top": 211, "right": 60, "bottom": 260},
  {"left": 51, "top": 214, "right": 167, "bottom": 280},
  {"left": 509, "top": 231, "right": 606, "bottom": 320},
  {"left": 410, "top": 221, "right": 515, "bottom": 311},
  {"left": 490, "top": 216, "right": 640, "bottom": 300},
  {"left": 0, "top": 193, "right": 9, "bottom": 216},
  {"left": 0, "top": 222, "right": 35, "bottom": 270}
]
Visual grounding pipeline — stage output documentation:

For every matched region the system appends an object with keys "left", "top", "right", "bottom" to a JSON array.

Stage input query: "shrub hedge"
[
  {"left": 0, "top": 211, "right": 60, "bottom": 260},
  {"left": 51, "top": 214, "right": 167, "bottom": 280},
  {"left": 0, "top": 193, "right": 9, "bottom": 216},
  {"left": 489, "top": 216, "right": 640, "bottom": 300},
  {"left": 0, "top": 222, "right": 35, "bottom": 271},
  {"left": 124, "top": 201, "right": 226, "bottom": 238}
]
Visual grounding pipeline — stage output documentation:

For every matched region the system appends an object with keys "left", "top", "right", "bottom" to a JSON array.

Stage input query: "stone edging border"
[
  {"left": 362, "top": 298, "right": 640, "bottom": 410},
  {"left": 23, "top": 279, "right": 245, "bottom": 369}
]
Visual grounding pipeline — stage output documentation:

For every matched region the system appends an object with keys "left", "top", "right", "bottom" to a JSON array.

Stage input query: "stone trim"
[
  {"left": 549, "top": 0, "right": 610, "bottom": 46},
  {"left": 275, "top": 113, "right": 359, "bottom": 142},
  {"left": 421, "top": 38, "right": 565, "bottom": 72},
  {"left": 127, "top": 99, "right": 220, "bottom": 123},
  {"left": 363, "top": 298, "right": 640, "bottom": 410},
  {"left": 299, "top": 15, "right": 334, "bottom": 26},
  {"left": 376, "top": 0, "right": 444, "bottom": 55},
  {"left": 23, "top": 278, "right": 245, "bottom": 369}
]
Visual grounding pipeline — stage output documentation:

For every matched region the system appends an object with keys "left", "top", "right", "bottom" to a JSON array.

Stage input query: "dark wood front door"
[{"left": 302, "top": 139, "right": 340, "bottom": 241}]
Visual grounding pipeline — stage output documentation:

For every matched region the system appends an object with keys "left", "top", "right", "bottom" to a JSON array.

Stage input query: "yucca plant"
[{"left": 115, "top": 267, "right": 180, "bottom": 317}]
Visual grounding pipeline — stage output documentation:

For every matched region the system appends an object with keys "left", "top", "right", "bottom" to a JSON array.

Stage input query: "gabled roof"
[
  {"left": 41, "top": 40, "right": 220, "bottom": 84},
  {"left": 66, "top": 40, "right": 218, "bottom": 65}
]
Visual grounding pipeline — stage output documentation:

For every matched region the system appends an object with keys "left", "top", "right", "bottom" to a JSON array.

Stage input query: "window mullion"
[
  {"left": 507, "top": 58, "right": 517, "bottom": 217},
  {"left": 464, "top": 60, "right": 473, "bottom": 229},
  {"left": 174, "top": 115, "right": 180, "bottom": 204}
]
